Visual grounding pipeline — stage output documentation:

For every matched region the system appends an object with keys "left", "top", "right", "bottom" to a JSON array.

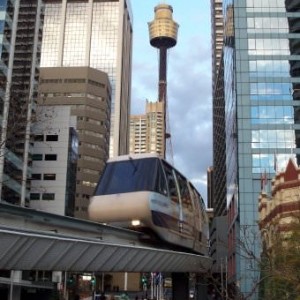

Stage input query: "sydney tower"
[{"left": 148, "top": 4, "right": 179, "bottom": 158}]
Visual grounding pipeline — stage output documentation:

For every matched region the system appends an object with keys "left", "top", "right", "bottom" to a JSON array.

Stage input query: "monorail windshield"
[{"left": 95, "top": 157, "right": 167, "bottom": 195}]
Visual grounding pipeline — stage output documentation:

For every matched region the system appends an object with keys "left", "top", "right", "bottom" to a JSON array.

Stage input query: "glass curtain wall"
[{"left": 223, "top": 0, "right": 300, "bottom": 297}]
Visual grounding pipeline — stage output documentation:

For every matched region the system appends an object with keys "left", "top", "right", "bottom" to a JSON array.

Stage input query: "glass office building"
[
  {"left": 218, "top": 0, "right": 300, "bottom": 297},
  {"left": 40, "top": 0, "right": 133, "bottom": 157}
]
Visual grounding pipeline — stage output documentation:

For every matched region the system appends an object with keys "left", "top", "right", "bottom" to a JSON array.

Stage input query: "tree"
[
  {"left": 259, "top": 218, "right": 300, "bottom": 300},
  {"left": 205, "top": 218, "right": 300, "bottom": 300}
]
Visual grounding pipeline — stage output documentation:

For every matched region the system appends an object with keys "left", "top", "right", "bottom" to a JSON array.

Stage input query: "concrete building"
[
  {"left": 30, "top": 106, "right": 78, "bottom": 216},
  {"left": 40, "top": 0, "right": 133, "bottom": 157},
  {"left": 130, "top": 100, "right": 164, "bottom": 156},
  {"left": 0, "top": 0, "right": 44, "bottom": 205},
  {"left": 38, "top": 67, "right": 111, "bottom": 219},
  {"left": 211, "top": 0, "right": 300, "bottom": 297}
]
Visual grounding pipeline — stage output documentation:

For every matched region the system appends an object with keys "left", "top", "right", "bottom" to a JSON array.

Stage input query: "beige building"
[
  {"left": 38, "top": 67, "right": 111, "bottom": 219},
  {"left": 130, "top": 100, "right": 165, "bottom": 156},
  {"left": 259, "top": 158, "right": 300, "bottom": 250}
]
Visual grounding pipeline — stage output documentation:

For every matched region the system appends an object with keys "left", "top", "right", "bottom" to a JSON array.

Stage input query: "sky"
[{"left": 130, "top": 0, "right": 213, "bottom": 202}]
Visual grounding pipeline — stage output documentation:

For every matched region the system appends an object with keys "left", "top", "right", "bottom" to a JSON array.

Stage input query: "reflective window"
[
  {"left": 247, "top": 17, "right": 288, "bottom": 33},
  {"left": 175, "top": 172, "right": 193, "bottom": 211},
  {"left": 246, "top": 0, "right": 286, "bottom": 12},
  {"left": 250, "top": 83, "right": 292, "bottom": 101},
  {"left": 94, "top": 157, "right": 168, "bottom": 196},
  {"left": 249, "top": 60, "right": 290, "bottom": 78},
  {"left": 63, "top": 2, "right": 88, "bottom": 66},
  {"left": 248, "top": 39, "right": 290, "bottom": 55},
  {"left": 40, "top": 3, "right": 61, "bottom": 67},
  {"left": 251, "top": 106, "right": 294, "bottom": 124},
  {"left": 251, "top": 130, "right": 295, "bottom": 148},
  {"left": 252, "top": 154, "right": 274, "bottom": 173},
  {"left": 252, "top": 153, "right": 297, "bottom": 173}
]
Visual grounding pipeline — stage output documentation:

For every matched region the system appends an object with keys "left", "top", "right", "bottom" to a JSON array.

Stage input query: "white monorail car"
[{"left": 88, "top": 153, "right": 209, "bottom": 255}]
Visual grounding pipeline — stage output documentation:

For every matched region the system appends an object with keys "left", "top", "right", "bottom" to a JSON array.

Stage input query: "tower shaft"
[{"left": 159, "top": 47, "right": 167, "bottom": 103}]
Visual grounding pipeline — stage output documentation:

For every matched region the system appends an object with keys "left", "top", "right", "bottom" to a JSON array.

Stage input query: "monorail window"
[
  {"left": 176, "top": 173, "right": 193, "bottom": 211},
  {"left": 162, "top": 162, "right": 179, "bottom": 203},
  {"left": 95, "top": 157, "right": 168, "bottom": 195}
]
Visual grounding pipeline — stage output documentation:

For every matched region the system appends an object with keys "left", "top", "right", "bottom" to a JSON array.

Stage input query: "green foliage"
[{"left": 259, "top": 219, "right": 300, "bottom": 299}]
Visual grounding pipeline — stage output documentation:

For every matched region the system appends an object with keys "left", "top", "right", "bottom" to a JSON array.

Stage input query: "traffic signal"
[
  {"left": 90, "top": 276, "right": 96, "bottom": 286},
  {"left": 141, "top": 275, "right": 147, "bottom": 285},
  {"left": 67, "top": 276, "right": 75, "bottom": 288}
]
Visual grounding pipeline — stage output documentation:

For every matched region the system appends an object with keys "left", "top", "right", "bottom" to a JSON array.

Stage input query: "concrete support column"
[
  {"left": 9, "top": 271, "right": 21, "bottom": 300},
  {"left": 172, "top": 273, "right": 189, "bottom": 300},
  {"left": 195, "top": 274, "right": 209, "bottom": 300}
]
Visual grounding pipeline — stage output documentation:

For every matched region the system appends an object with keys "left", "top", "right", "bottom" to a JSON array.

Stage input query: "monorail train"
[{"left": 88, "top": 153, "right": 209, "bottom": 255}]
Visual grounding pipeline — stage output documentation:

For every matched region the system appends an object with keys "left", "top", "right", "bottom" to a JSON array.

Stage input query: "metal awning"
[
  {"left": 0, "top": 203, "right": 212, "bottom": 273},
  {"left": 0, "top": 227, "right": 211, "bottom": 272}
]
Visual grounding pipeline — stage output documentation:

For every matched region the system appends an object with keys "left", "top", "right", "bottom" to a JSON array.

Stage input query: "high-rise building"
[
  {"left": 211, "top": 0, "right": 227, "bottom": 218},
  {"left": 40, "top": 0, "right": 133, "bottom": 158},
  {"left": 0, "top": 0, "right": 44, "bottom": 205},
  {"left": 130, "top": 100, "right": 164, "bottom": 156},
  {"left": 38, "top": 66, "right": 111, "bottom": 219},
  {"left": 212, "top": 0, "right": 300, "bottom": 297}
]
